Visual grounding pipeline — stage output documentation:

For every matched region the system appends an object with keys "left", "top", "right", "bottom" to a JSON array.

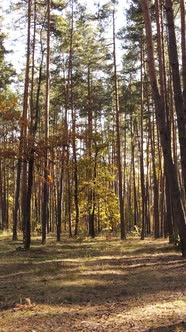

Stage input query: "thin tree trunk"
[
  {"left": 148, "top": 108, "right": 159, "bottom": 238},
  {"left": 12, "top": 160, "right": 21, "bottom": 240},
  {"left": 67, "top": 154, "right": 72, "bottom": 238},
  {"left": 113, "top": 7, "right": 126, "bottom": 240},
  {"left": 23, "top": 0, "right": 38, "bottom": 249},
  {"left": 13, "top": 0, "right": 31, "bottom": 243},
  {"left": 42, "top": 0, "right": 50, "bottom": 245},
  {"left": 21, "top": 0, "right": 32, "bottom": 249},
  {"left": 165, "top": 175, "right": 174, "bottom": 243},
  {"left": 68, "top": 0, "right": 79, "bottom": 236},
  {"left": 0, "top": 160, "right": 2, "bottom": 230},
  {"left": 56, "top": 159, "right": 64, "bottom": 242},
  {"left": 140, "top": 43, "right": 146, "bottom": 240},
  {"left": 87, "top": 66, "right": 95, "bottom": 238},
  {"left": 131, "top": 121, "right": 138, "bottom": 227}
]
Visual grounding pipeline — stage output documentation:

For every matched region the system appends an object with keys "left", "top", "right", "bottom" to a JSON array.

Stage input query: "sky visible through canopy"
[{"left": 1, "top": 0, "right": 128, "bottom": 72}]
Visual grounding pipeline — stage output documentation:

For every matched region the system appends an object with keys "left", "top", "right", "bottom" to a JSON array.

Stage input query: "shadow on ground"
[
  {"left": 0, "top": 237, "right": 186, "bottom": 332},
  {"left": 0, "top": 237, "right": 185, "bottom": 309},
  {"left": 147, "top": 321, "right": 186, "bottom": 331}
]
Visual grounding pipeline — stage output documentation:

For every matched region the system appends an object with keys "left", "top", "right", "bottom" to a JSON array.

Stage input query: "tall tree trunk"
[
  {"left": 165, "top": 0, "right": 186, "bottom": 193},
  {"left": 1, "top": 158, "right": 8, "bottom": 230},
  {"left": 131, "top": 121, "right": 138, "bottom": 227},
  {"left": 0, "top": 160, "right": 3, "bottom": 230},
  {"left": 21, "top": 0, "right": 31, "bottom": 249},
  {"left": 23, "top": 0, "right": 38, "bottom": 249},
  {"left": 12, "top": 160, "right": 21, "bottom": 240},
  {"left": 67, "top": 149, "right": 72, "bottom": 238},
  {"left": 180, "top": 0, "right": 186, "bottom": 116},
  {"left": 165, "top": 174, "right": 174, "bottom": 243},
  {"left": 141, "top": 0, "right": 186, "bottom": 256},
  {"left": 87, "top": 66, "right": 95, "bottom": 238},
  {"left": 68, "top": 0, "right": 79, "bottom": 236},
  {"left": 56, "top": 158, "right": 64, "bottom": 242},
  {"left": 42, "top": 0, "right": 50, "bottom": 245},
  {"left": 148, "top": 105, "right": 159, "bottom": 239},
  {"left": 140, "top": 43, "right": 146, "bottom": 240},
  {"left": 113, "top": 7, "right": 126, "bottom": 240},
  {"left": 13, "top": 0, "right": 31, "bottom": 243}
]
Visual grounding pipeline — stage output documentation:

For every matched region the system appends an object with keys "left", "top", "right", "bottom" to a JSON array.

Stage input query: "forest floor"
[{"left": 0, "top": 234, "right": 186, "bottom": 332}]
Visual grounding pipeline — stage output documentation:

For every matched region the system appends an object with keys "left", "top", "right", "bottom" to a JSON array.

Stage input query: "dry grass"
[{"left": 0, "top": 234, "right": 186, "bottom": 331}]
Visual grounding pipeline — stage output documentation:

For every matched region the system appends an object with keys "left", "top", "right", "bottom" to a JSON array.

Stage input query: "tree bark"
[
  {"left": 21, "top": 0, "right": 31, "bottom": 249},
  {"left": 165, "top": 0, "right": 186, "bottom": 193},
  {"left": 42, "top": 0, "right": 50, "bottom": 245},
  {"left": 180, "top": 0, "right": 186, "bottom": 118},
  {"left": 141, "top": 0, "right": 186, "bottom": 256},
  {"left": 57, "top": 160, "right": 64, "bottom": 242},
  {"left": 140, "top": 43, "right": 146, "bottom": 240},
  {"left": 113, "top": 6, "right": 126, "bottom": 240}
]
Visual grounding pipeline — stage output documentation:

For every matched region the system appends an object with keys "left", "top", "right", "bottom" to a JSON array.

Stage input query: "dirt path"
[{"left": 0, "top": 236, "right": 186, "bottom": 331}]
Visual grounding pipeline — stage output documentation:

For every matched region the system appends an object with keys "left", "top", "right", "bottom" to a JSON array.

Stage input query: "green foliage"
[
  {"left": 51, "top": 0, "right": 67, "bottom": 11},
  {"left": 0, "top": 91, "right": 19, "bottom": 157},
  {"left": 0, "top": 33, "right": 16, "bottom": 89},
  {"left": 50, "top": 14, "right": 67, "bottom": 37}
]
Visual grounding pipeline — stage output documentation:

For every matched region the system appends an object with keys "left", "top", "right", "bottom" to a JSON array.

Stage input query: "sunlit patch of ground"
[{"left": 0, "top": 235, "right": 186, "bottom": 331}]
